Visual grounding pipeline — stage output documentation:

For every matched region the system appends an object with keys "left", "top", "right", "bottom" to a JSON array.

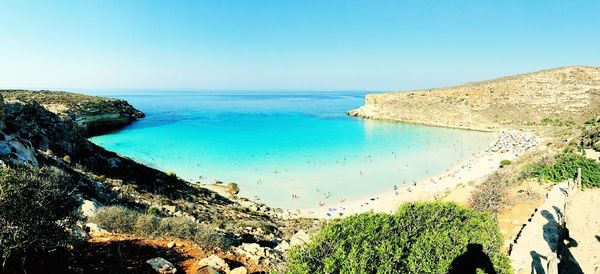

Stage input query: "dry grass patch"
[{"left": 91, "top": 206, "right": 232, "bottom": 250}]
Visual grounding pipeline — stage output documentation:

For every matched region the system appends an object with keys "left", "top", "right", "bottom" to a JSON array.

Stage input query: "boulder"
[
  {"left": 198, "top": 255, "right": 230, "bottom": 273},
  {"left": 162, "top": 205, "right": 177, "bottom": 214},
  {"left": 107, "top": 157, "right": 121, "bottom": 168},
  {"left": 234, "top": 243, "right": 273, "bottom": 265},
  {"left": 290, "top": 230, "right": 310, "bottom": 247},
  {"left": 80, "top": 199, "right": 102, "bottom": 219},
  {"left": 71, "top": 225, "right": 90, "bottom": 240},
  {"left": 275, "top": 240, "right": 291, "bottom": 251},
  {"left": 0, "top": 141, "right": 10, "bottom": 155},
  {"left": 230, "top": 266, "right": 248, "bottom": 274},
  {"left": 4, "top": 139, "right": 38, "bottom": 166},
  {"left": 84, "top": 223, "right": 111, "bottom": 236},
  {"left": 146, "top": 257, "right": 177, "bottom": 274}
]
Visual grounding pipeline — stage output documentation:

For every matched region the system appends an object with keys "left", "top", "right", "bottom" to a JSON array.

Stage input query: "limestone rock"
[
  {"left": 275, "top": 240, "right": 290, "bottom": 251},
  {"left": 233, "top": 242, "right": 284, "bottom": 266},
  {"left": 80, "top": 199, "right": 102, "bottom": 219},
  {"left": 198, "top": 255, "right": 230, "bottom": 273},
  {"left": 230, "top": 266, "right": 248, "bottom": 274},
  {"left": 290, "top": 230, "right": 310, "bottom": 247},
  {"left": 146, "top": 257, "right": 177, "bottom": 274},
  {"left": 234, "top": 243, "right": 264, "bottom": 265},
  {"left": 162, "top": 205, "right": 177, "bottom": 214}
]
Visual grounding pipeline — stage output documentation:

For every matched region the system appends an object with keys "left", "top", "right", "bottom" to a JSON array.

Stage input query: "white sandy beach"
[{"left": 299, "top": 130, "right": 538, "bottom": 219}]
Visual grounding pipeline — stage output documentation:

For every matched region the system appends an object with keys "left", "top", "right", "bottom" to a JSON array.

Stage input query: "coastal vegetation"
[
  {"left": 520, "top": 152, "right": 600, "bottom": 188},
  {"left": 91, "top": 206, "right": 231, "bottom": 250},
  {"left": 286, "top": 202, "right": 511, "bottom": 274},
  {"left": 499, "top": 159, "right": 512, "bottom": 168},
  {"left": 0, "top": 166, "right": 80, "bottom": 270},
  {"left": 539, "top": 117, "right": 575, "bottom": 127}
]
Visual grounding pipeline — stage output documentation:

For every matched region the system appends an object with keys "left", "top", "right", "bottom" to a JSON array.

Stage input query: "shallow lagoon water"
[{"left": 89, "top": 91, "right": 492, "bottom": 209}]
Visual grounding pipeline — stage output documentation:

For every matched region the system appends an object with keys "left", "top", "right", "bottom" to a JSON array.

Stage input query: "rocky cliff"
[
  {"left": 0, "top": 90, "right": 144, "bottom": 136},
  {"left": 349, "top": 66, "right": 600, "bottom": 131}
]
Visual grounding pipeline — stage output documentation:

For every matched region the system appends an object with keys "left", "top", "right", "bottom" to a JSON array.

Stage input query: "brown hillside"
[{"left": 349, "top": 66, "right": 600, "bottom": 130}]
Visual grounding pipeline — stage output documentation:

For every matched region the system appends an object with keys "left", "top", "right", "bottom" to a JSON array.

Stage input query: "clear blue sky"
[{"left": 1, "top": 0, "right": 599, "bottom": 91}]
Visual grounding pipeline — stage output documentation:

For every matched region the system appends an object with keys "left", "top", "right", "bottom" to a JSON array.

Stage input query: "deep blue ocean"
[{"left": 88, "top": 91, "right": 491, "bottom": 209}]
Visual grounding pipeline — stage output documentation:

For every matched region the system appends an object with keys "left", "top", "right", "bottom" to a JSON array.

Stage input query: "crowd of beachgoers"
[
  {"left": 486, "top": 130, "right": 538, "bottom": 156},
  {"left": 299, "top": 130, "right": 539, "bottom": 219}
]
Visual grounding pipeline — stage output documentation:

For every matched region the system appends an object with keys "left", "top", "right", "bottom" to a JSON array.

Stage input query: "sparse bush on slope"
[
  {"left": 91, "top": 206, "right": 232, "bottom": 250},
  {"left": 286, "top": 202, "right": 511, "bottom": 274},
  {"left": 0, "top": 166, "right": 80, "bottom": 269},
  {"left": 470, "top": 171, "right": 514, "bottom": 215}
]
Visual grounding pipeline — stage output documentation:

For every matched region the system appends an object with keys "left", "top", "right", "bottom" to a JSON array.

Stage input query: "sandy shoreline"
[{"left": 298, "top": 130, "right": 538, "bottom": 219}]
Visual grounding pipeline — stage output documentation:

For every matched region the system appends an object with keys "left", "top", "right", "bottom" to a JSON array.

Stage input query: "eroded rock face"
[
  {"left": 349, "top": 66, "right": 600, "bottom": 130},
  {"left": 0, "top": 90, "right": 144, "bottom": 137},
  {"left": 73, "top": 99, "right": 145, "bottom": 137},
  {"left": 0, "top": 100, "right": 40, "bottom": 166}
]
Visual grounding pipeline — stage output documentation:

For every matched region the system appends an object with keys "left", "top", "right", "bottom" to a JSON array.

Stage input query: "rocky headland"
[
  {"left": 349, "top": 66, "right": 600, "bottom": 131},
  {"left": 0, "top": 90, "right": 145, "bottom": 136}
]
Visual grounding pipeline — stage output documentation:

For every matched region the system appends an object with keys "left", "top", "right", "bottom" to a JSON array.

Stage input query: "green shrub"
[
  {"left": 286, "top": 202, "right": 512, "bottom": 274},
  {"left": 584, "top": 118, "right": 597, "bottom": 125},
  {"left": 147, "top": 206, "right": 160, "bottom": 216},
  {"left": 540, "top": 117, "right": 574, "bottom": 127},
  {"left": 0, "top": 166, "right": 80, "bottom": 268},
  {"left": 521, "top": 153, "right": 600, "bottom": 188},
  {"left": 499, "top": 160, "right": 512, "bottom": 168},
  {"left": 91, "top": 206, "right": 230, "bottom": 249},
  {"left": 90, "top": 206, "right": 137, "bottom": 233},
  {"left": 133, "top": 214, "right": 160, "bottom": 237}
]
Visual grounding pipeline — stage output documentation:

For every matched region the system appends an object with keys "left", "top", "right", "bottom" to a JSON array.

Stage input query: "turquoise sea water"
[{"left": 89, "top": 91, "right": 492, "bottom": 209}]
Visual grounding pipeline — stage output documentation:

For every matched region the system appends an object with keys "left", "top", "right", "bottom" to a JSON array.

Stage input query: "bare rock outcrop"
[{"left": 349, "top": 66, "right": 600, "bottom": 131}]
